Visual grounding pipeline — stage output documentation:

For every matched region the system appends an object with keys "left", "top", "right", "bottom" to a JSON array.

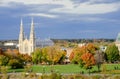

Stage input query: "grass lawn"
[{"left": 8, "top": 64, "right": 120, "bottom": 74}]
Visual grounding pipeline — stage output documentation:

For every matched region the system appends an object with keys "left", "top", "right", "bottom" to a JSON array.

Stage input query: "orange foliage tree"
[
  {"left": 69, "top": 43, "right": 99, "bottom": 64},
  {"left": 86, "top": 43, "right": 99, "bottom": 54},
  {"left": 0, "top": 48, "right": 4, "bottom": 55},
  {"left": 81, "top": 52, "right": 96, "bottom": 69},
  {"left": 69, "top": 46, "right": 86, "bottom": 64}
]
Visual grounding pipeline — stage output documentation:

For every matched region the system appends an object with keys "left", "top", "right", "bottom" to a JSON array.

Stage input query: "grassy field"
[{"left": 8, "top": 64, "right": 120, "bottom": 74}]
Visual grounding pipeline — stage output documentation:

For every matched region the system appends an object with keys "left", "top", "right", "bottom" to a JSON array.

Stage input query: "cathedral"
[{"left": 19, "top": 18, "right": 35, "bottom": 55}]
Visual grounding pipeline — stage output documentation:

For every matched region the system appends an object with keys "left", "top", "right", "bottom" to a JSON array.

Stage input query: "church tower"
[
  {"left": 19, "top": 19, "right": 24, "bottom": 53},
  {"left": 29, "top": 18, "right": 35, "bottom": 54},
  {"left": 19, "top": 18, "right": 35, "bottom": 55}
]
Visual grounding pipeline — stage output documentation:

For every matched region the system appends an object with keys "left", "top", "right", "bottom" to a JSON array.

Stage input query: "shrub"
[
  {"left": 8, "top": 59, "right": 24, "bottom": 69},
  {"left": 40, "top": 73, "right": 61, "bottom": 79},
  {"left": 50, "top": 73, "right": 61, "bottom": 79},
  {"left": 0, "top": 55, "right": 9, "bottom": 66},
  {"left": 113, "top": 75, "right": 120, "bottom": 79},
  {"left": 0, "top": 66, "right": 8, "bottom": 74},
  {"left": 91, "top": 75, "right": 102, "bottom": 79}
]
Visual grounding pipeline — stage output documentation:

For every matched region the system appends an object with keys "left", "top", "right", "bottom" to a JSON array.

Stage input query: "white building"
[
  {"left": 19, "top": 18, "right": 35, "bottom": 55},
  {"left": 115, "top": 33, "right": 120, "bottom": 54}
]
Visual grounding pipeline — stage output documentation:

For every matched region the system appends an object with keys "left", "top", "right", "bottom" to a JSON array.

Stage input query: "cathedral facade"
[{"left": 19, "top": 19, "right": 35, "bottom": 55}]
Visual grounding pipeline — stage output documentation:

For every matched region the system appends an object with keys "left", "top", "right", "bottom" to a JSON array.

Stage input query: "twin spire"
[
  {"left": 20, "top": 18, "right": 34, "bottom": 40},
  {"left": 19, "top": 18, "right": 35, "bottom": 55}
]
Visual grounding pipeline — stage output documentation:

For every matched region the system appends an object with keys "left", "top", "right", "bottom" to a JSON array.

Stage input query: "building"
[
  {"left": 0, "top": 18, "right": 54, "bottom": 54},
  {"left": 0, "top": 40, "right": 18, "bottom": 50},
  {"left": 19, "top": 18, "right": 35, "bottom": 55},
  {"left": 115, "top": 33, "right": 120, "bottom": 54},
  {"left": 36, "top": 38, "right": 54, "bottom": 48},
  {"left": 18, "top": 18, "right": 54, "bottom": 55}
]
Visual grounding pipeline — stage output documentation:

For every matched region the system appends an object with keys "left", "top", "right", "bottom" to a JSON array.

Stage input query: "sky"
[{"left": 0, "top": 0, "right": 120, "bottom": 40}]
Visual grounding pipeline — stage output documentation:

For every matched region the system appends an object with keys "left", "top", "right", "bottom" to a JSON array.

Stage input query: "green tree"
[
  {"left": 8, "top": 59, "right": 24, "bottom": 69},
  {"left": 105, "top": 44, "right": 119, "bottom": 63},
  {"left": 32, "top": 48, "right": 43, "bottom": 64},
  {"left": 0, "top": 55, "right": 9, "bottom": 66}
]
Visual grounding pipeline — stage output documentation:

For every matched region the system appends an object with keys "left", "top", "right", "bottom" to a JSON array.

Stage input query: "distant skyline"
[{"left": 0, "top": 0, "right": 120, "bottom": 40}]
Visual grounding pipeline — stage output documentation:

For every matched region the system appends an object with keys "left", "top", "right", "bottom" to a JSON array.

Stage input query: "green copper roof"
[{"left": 116, "top": 33, "right": 120, "bottom": 42}]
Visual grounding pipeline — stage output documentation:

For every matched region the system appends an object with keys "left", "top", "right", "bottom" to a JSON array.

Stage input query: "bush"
[
  {"left": 113, "top": 75, "right": 120, "bottom": 79},
  {"left": 91, "top": 75, "right": 102, "bottom": 79},
  {"left": 0, "top": 55, "right": 9, "bottom": 66},
  {"left": 0, "top": 66, "right": 8, "bottom": 74},
  {"left": 8, "top": 59, "right": 24, "bottom": 69},
  {"left": 40, "top": 73, "right": 61, "bottom": 79},
  {"left": 50, "top": 73, "right": 61, "bottom": 79}
]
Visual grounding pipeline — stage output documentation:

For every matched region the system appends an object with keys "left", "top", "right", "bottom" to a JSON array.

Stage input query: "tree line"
[
  {"left": 69, "top": 43, "right": 120, "bottom": 72},
  {"left": 0, "top": 42, "right": 119, "bottom": 71}
]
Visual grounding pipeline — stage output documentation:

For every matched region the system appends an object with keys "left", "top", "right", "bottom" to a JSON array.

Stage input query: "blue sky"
[{"left": 0, "top": 0, "right": 120, "bottom": 40}]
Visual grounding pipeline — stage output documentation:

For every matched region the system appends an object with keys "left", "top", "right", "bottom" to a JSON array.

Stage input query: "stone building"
[{"left": 19, "top": 18, "right": 35, "bottom": 55}]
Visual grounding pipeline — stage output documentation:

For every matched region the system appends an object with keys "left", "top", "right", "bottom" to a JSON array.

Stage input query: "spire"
[
  {"left": 30, "top": 17, "right": 35, "bottom": 38},
  {"left": 29, "top": 17, "right": 35, "bottom": 53},
  {"left": 20, "top": 18, "right": 23, "bottom": 26},
  {"left": 19, "top": 18, "right": 24, "bottom": 40},
  {"left": 19, "top": 18, "right": 24, "bottom": 54},
  {"left": 31, "top": 17, "right": 34, "bottom": 26}
]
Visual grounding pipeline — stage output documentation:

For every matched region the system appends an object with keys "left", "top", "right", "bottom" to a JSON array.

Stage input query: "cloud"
[
  {"left": 50, "top": 2, "right": 120, "bottom": 14},
  {"left": 0, "top": 0, "right": 71, "bottom": 5},
  {"left": 24, "top": 13, "right": 58, "bottom": 18},
  {"left": 0, "top": 0, "right": 120, "bottom": 16}
]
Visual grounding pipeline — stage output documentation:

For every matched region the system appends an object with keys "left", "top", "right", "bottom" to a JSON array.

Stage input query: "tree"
[
  {"left": 46, "top": 46, "right": 66, "bottom": 65},
  {"left": 69, "top": 46, "right": 86, "bottom": 64},
  {"left": 0, "top": 55, "right": 9, "bottom": 66},
  {"left": 86, "top": 43, "right": 99, "bottom": 54},
  {"left": 22, "top": 54, "right": 32, "bottom": 62},
  {"left": 94, "top": 50, "right": 104, "bottom": 72},
  {"left": 81, "top": 52, "right": 96, "bottom": 74},
  {"left": 69, "top": 43, "right": 99, "bottom": 64},
  {"left": 69, "top": 52, "right": 74, "bottom": 62},
  {"left": 105, "top": 44, "right": 119, "bottom": 63},
  {"left": 0, "top": 48, "right": 4, "bottom": 55},
  {"left": 8, "top": 59, "right": 24, "bottom": 69},
  {"left": 32, "top": 48, "right": 43, "bottom": 64}
]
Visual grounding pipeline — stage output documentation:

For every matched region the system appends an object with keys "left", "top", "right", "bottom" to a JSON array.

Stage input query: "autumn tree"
[
  {"left": 69, "top": 52, "right": 74, "bottom": 62},
  {"left": 3, "top": 49, "right": 27, "bottom": 69},
  {"left": 81, "top": 52, "right": 96, "bottom": 74},
  {"left": 86, "top": 43, "right": 99, "bottom": 54},
  {"left": 22, "top": 54, "right": 32, "bottom": 62},
  {"left": 0, "top": 48, "right": 4, "bottom": 55},
  {"left": 105, "top": 43, "right": 120, "bottom": 63},
  {"left": 70, "top": 46, "right": 86, "bottom": 64},
  {"left": 69, "top": 43, "right": 99, "bottom": 64},
  {"left": 46, "top": 46, "right": 66, "bottom": 65}
]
